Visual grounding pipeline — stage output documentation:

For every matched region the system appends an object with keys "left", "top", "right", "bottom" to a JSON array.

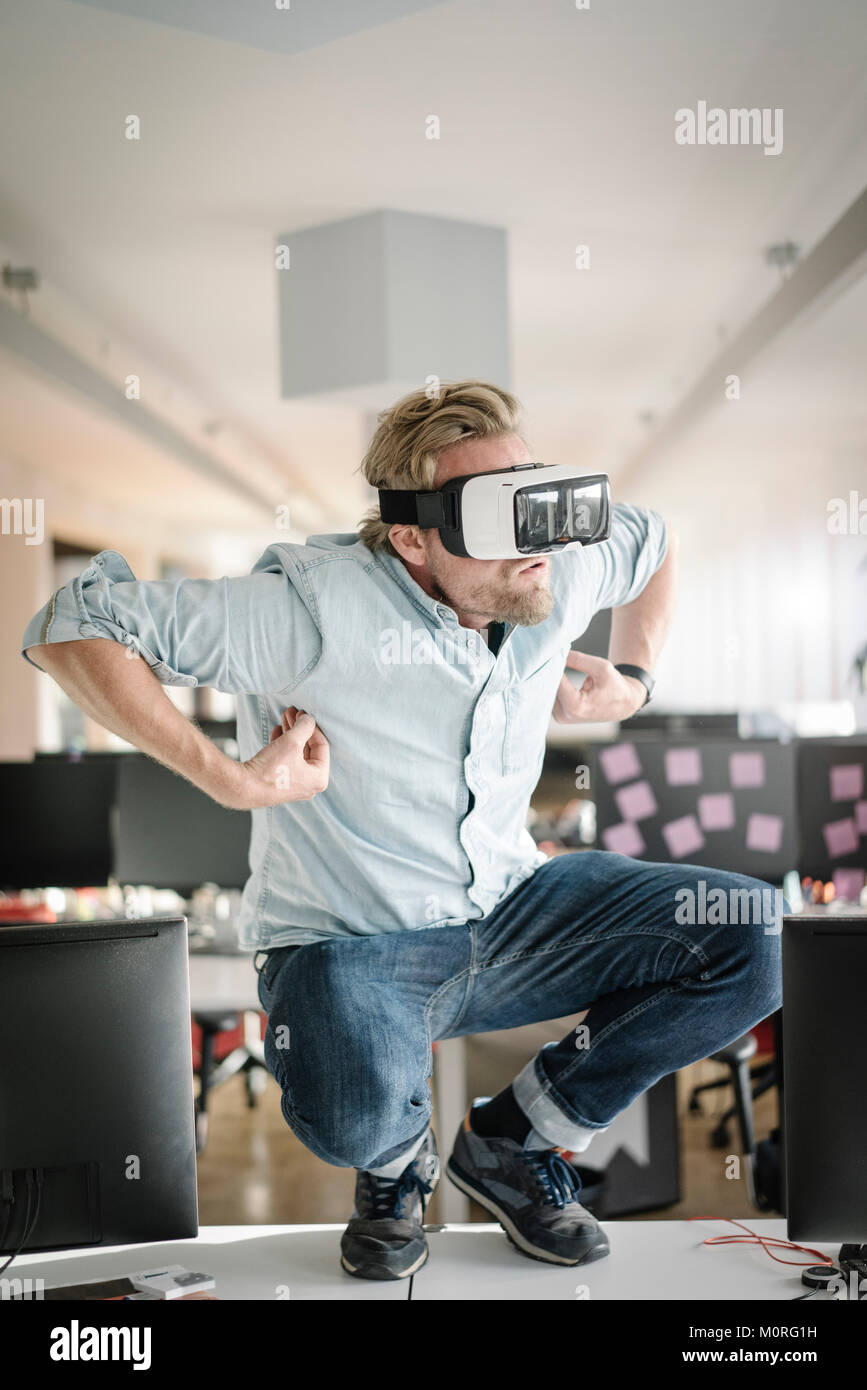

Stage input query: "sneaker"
[
  {"left": 446, "top": 1110, "right": 610, "bottom": 1267},
  {"left": 340, "top": 1129, "right": 440, "bottom": 1280}
]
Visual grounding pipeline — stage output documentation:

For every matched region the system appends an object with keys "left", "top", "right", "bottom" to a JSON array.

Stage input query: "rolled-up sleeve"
[
  {"left": 585, "top": 503, "right": 668, "bottom": 611},
  {"left": 21, "top": 549, "right": 321, "bottom": 695}
]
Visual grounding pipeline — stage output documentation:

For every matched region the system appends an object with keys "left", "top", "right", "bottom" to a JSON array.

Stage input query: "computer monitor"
[
  {"left": 782, "top": 914, "right": 867, "bottom": 1242},
  {"left": 572, "top": 607, "right": 611, "bottom": 660},
  {"left": 0, "top": 917, "right": 198, "bottom": 1258},
  {"left": 114, "top": 755, "right": 252, "bottom": 895},
  {"left": 0, "top": 760, "right": 116, "bottom": 889},
  {"left": 796, "top": 738, "right": 867, "bottom": 885},
  {"left": 632, "top": 713, "right": 740, "bottom": 735},
  {"left": 591, "top": 737, "right": 797, "bottom": 881}
]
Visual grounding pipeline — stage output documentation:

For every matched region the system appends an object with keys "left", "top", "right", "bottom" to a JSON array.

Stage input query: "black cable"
[
  {"left": 0, "top": 1177, "right": 31, "bottom": 1275},
  {"left": 0, "top": 1170, "right": 43, "bottom": 1276},
  {"left": 0, "top": 1199, "right": 13, "bottom": 1254}
]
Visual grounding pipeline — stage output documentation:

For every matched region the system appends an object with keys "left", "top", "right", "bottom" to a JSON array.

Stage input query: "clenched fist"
[
  {"left": 552, "top": 651, "right": 647, "bottom": 724},
  {"left": 235, "top": 706, "right": 330, "bottom": 809}
]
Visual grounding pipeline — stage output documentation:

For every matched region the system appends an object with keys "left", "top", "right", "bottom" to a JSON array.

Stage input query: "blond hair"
[{"left": 357, "top": 379, "right": 524, "bottom": 555}]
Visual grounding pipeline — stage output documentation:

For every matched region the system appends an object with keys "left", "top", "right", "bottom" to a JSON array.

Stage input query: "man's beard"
[{"left": 431, "top": 566, "right": 554, "bottom": 627}]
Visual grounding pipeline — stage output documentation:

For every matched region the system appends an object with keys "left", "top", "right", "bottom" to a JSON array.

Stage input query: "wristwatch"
[{"left": 614, "top": 663, "right": 655, "bottom": 709}]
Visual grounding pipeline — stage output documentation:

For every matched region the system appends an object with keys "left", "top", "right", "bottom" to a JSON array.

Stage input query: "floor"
[{"left": 196, "top": 1041, "right": 779, "bottom": 1229}]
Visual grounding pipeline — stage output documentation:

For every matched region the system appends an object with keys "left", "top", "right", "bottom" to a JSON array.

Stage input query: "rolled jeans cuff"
[{"left": 512, "top": 1053, "right": 610, "bottom": 1154}]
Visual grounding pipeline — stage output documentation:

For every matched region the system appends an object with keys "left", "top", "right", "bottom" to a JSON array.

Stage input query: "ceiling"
[{"left": 0, "top": 0, "right": 865, "bottom": 546}]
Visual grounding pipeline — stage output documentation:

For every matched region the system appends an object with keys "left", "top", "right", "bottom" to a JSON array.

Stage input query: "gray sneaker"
[
  {"left": 446, "top": 1111, "right": 610, "bottom": 1267},
  {"left": 340, "top": 1129, "right": 440, "bottom": 1281}
]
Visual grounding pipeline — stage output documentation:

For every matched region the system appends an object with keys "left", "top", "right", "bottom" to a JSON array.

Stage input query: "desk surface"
[
  {"left": 188, "top": 951, "right": 260, "bottom": 1012},
  {"left": 14, "top": 1220, "right": 836, "bottom": 1301}
]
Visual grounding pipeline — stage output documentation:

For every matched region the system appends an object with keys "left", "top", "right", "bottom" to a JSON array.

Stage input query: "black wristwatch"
[{"left": 614, "top": 663, "right": 655, "bottom": 709}]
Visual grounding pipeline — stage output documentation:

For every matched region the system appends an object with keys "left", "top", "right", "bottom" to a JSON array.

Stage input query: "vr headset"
[{"left": 378, "top": 463, "right": 611, "bottom": 560}]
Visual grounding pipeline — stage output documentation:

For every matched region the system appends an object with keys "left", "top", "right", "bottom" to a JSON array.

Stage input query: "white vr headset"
[{"left": 378, "top": 464, "right": 611, "bottom": 560}]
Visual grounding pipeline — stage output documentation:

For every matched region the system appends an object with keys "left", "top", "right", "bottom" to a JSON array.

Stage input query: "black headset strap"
[{"left": 378, "top": 490, "right": 455, "bottom": 529}]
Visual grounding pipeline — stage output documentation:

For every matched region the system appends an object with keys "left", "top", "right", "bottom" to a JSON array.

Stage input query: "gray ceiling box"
[
  {"left": 69, "top": 0, "right": 451, "bottom": 56},
  {"left": 277, "top": 210, "right": 511, "bottom": 407}
]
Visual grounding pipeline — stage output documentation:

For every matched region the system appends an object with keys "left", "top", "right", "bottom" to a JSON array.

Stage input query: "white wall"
[
  {"left": 0, "top": 449, "right": 275, "bottom": 757},
  {"left": 626, "top": 435, "right": 866, "bottom": 723}
]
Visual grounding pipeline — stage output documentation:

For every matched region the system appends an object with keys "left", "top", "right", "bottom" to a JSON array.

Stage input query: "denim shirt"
[{"left": 21, "top": 504, "right": 667, "bottom": 949}]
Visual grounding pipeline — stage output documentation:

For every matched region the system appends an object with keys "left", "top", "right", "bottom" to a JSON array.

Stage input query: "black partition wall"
[{"left": 590, "top": 737, "right": 799, "bottom": 882}]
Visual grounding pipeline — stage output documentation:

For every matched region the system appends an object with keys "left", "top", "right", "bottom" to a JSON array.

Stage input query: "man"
[{"left": 21, "top": 380, "right": 782, "bottom": 1281}]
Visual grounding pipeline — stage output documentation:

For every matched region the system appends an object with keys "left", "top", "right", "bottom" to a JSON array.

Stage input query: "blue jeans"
[{"left": 255, "top": 851, "right": 783, "bottom": 1171}]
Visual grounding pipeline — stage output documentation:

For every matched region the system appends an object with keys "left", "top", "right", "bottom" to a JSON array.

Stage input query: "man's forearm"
[
  {"left": 27, "top": 639, "right": 248, "bottom": 808},
  {"left": 608, "top": 531, "right": 679, "bottom": 672}
]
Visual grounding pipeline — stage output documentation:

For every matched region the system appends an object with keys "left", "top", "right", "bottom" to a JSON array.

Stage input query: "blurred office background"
[{"left": 2, "top": 0, "right": 867, "bottom": 1227}]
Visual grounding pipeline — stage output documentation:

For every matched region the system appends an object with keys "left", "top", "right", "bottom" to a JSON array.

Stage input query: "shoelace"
[
  {"left": 366, "top": 1166, "right": 436, "bottom": 1221},
  {"left": 528, "top": 1150, "right": 583, "bottom": 1210}
]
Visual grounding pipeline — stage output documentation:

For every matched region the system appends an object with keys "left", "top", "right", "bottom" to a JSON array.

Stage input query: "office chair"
[
  {"left": 688, "top": 1024, "right": 777, "bottom": 1208},
  {"left": 193, "top": 1010, "right": 269, "bottom": 1153}
]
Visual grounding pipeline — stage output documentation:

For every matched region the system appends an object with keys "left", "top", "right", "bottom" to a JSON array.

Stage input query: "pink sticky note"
[
  {"left": 601, "top": 822, "right": 645, "bottom": 856},
  {"left": 830, "top": 764, "right": 864, "bottom": 802},
  {"left": 665, "top": 747, "right": 702, "bottom": 786},
  {"left": 661, "top": 815, "right": 705, "bottom": 860},
  {"left": 823, "top": 818, "right": 859, "bottom": 859},
  {"left": 698, "top": 792, "right": 736, "bottom": 832},
  {"left": 745, "top": 812, "right": 784, "bottom": 853},
  {"left": 615, "top": 780, "right": 658, "bottom": 822},
  {"left": 855, "top": 801, "right": 867, "bottom": 834},
  {"left": 832, "top": 868, "right": 865, "bottom": 902},
  {"left": 598, "top": 743, "right": 642, "bottom": 786},
  {"left": 730, "top": 751, "right": 765, "bottom": 789}
]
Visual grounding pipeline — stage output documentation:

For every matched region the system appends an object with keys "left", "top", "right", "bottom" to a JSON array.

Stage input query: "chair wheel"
[{"left": 245, "top": 1067, "right": 267, "bottom": 1107}]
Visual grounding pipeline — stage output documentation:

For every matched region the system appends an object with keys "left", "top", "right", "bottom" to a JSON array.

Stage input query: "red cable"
[{"left": 687, "top": 1216, "right": 836, "bottom": 1268}]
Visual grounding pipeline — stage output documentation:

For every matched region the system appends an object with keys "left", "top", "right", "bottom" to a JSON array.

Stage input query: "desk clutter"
[{"left": 37, "top": 1265, "right": 217, "bottom": 1300}]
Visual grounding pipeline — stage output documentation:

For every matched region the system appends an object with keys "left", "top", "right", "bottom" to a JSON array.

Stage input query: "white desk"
[
  {"left": 188, "top": 952, "right": 260, "bottom": 1013},
  {"left": 14, "top": 1220, "right": 835, "bottom": 1301}
]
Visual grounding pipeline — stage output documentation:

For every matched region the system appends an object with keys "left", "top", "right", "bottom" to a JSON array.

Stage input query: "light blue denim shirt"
[{"left": 21, "top": 504, "right": 667, "bottom": 950}]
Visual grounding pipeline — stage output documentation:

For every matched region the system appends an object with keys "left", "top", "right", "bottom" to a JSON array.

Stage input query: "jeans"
[{"left": 255, "top": 851, "right": 783, "bottom": 1172}]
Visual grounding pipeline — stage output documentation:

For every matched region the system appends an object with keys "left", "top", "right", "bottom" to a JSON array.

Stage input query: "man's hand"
[
  {"left": 237, "top": 706, "right": 330, "bottom": 808},
  {"left": 552, "top": 650, "right": 646, "bottom": 724}
]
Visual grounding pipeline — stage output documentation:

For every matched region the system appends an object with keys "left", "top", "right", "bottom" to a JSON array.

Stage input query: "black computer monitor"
[
  {"left": 796, "top": 738, "right": 867, "bottom": 884},
  {"left": 782, "top": 914, "right": 867, "bottom": 1243},
  {"left": 114, "top": 755, "right": 252, "bottom": 895},
  {"left": 632, "top": 713, "right": 740, "bottom": 735},
  {"left": 0, "top": 917, "right": 198, "bottom": 1258},
  {"left": 0, "top": 760, "right": 116, "bottom": 889},
  {"left": 591, "top": 736, "right": 797, "bottom": 881}
]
